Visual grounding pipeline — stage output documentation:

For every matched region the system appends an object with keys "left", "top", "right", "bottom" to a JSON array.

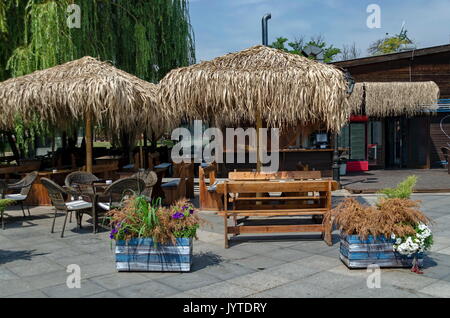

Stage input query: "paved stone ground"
[
  {"left": 341, "top": 169, "right": 450, "bottom": 193},
  {"left": 1, "top": 193, "right": 450, "bottom": 298}
]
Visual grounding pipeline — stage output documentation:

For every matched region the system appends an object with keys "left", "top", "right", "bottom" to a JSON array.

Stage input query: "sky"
[{"left": 189, "top": 0, "right": 450, "bottom": 62}]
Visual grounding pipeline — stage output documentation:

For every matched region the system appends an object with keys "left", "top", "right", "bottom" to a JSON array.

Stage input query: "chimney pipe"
[{"left": 262, "top": 13, "right": 272, "bottom": 46}]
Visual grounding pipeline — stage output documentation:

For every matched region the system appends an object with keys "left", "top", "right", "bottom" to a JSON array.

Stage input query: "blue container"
[
  {"left": 340, "top": 235, "right": 423, "bottom": 269},
  {"left": 115, "top": 238, "right": 193, "bottom": 272}
]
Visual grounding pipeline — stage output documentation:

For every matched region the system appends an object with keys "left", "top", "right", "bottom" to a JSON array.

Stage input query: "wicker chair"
[
  {"left": 5, "top": 171, "right": 38, "bottom": 217},
  {"left": 41, "top": 178, "right": 92, "bottom": 238},
  {"left": 64, "top": 171, "right": 99, "bottom": 197},
  {"left": 97, "top": 177, "right": 145, "bottom": 213},
  {"left": 131, "top": 170, "right": 158, "bottom": 200}
]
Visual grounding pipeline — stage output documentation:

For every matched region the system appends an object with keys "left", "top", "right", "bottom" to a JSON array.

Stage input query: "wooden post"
[
  {"left": 256, "top": 111, "right": 263, "bottom": 172},
  {"left": 139, "top": 133, "right": 144, "bottom": 170},
  {"left": 85, "top": 113, "right": 93, "bottom": 173}
]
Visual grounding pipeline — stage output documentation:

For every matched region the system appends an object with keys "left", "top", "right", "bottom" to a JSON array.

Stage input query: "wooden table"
[{"left": 25, "top": 169, "right": 77, "bottom": 206}]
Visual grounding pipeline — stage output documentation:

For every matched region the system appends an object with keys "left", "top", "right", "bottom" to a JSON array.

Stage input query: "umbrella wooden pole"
[
  {"left": 256, "top": 112, "right": 263, "bottom": 172},
  {"left": 85, "top": 113, "right": 93, "bottom": 173},
  {"left": 255, "top": 112, "right": 263, "bottom": 205},
  {"left": 139, "top": 133, "right": 144, "bottom": 169}
]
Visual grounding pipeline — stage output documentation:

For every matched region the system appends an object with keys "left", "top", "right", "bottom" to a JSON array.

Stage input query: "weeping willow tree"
[{"left": 0, "top": 0, "right": 195, "bottom": 158}]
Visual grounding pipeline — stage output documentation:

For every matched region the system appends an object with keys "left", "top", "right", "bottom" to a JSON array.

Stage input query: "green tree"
[
  {"left": 0, "top": 0, "right": 196, "bottom": 158},
  {"left": 270, "top": 35, "right": 341, "bottom": 63},
  {"left": 368, "top": 29, "right": 414, "bottom": 55}
]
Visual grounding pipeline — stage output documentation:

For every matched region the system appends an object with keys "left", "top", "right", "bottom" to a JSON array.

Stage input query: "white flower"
[{"left": 418, "top": 223, "right": 427, "bottom": 231}]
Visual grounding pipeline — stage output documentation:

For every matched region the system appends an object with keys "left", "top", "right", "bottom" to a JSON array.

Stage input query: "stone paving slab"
[
  {"left": 1, "top": 194, "right": 450, "bottom": 298},
  {"left": 341, "top": 169, "right": 450, "bottom": 193}
]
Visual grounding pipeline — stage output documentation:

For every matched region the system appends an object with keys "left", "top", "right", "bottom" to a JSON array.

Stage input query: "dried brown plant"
[{"left": 325, "top": 198, "right": 431, "bottom": 239}]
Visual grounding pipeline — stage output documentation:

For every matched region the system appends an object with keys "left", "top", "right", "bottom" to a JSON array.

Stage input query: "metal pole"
[
  {"left": 262, "top": 13, "right": 271, "bottom": 46},
  {"left": 257, "top": 13, "right": 272, "bottom": 173},
  {"left": 332, "top": 133, "right": 340, "bottom": 182}
]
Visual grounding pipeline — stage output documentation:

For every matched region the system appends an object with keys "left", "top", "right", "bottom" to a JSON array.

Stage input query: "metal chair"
[
  {"left": 64, "top": 171, "right": 99, "bottom": 197},
  {"left": 5, "top": 171, "right": 38, "bottom": 217},
  {"left": 131, "top": 170, "right": 158, "bottom": 200},
  {"left": 96, "top": 177, "right": 145, "bottom": 213},
  {"left": 41, "top": 178, "right": 92, "bottom": 238}
]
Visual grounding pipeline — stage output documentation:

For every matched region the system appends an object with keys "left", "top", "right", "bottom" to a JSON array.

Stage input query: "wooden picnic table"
[{"left": 216, "top": 178, "right": 338, "bottom": 248}]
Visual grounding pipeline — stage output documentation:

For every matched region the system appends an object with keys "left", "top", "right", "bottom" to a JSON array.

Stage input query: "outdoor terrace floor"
[
  {"left": 341, "top": 169, "right": 450, "bottom": 193},
  {"left": 1, "top": 193, "right": 450, "bottom": 298}
]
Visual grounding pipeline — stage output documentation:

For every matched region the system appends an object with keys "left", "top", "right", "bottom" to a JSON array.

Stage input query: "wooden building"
[{"left": 333, "top": 44, "right": 450, "bottom": 169}]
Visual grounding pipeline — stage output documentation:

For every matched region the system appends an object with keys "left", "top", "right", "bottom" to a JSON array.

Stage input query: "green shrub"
[
  {"left": 379, "top": 175, "right": 418, "bottom": 200},
  {"left": 0, "top": 199, "right": 15, "bottom": 212}
]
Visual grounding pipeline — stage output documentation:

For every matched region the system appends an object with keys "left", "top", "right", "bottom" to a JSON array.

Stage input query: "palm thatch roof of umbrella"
[
  {"left": 349, "top": 82, "right": 440, "bottom": 117},
  {"left": 0, "top": 56, "right": 169, "bottom": 134},
  {"left": 158, "top": 45, "right": 352, "bottom": 132}
]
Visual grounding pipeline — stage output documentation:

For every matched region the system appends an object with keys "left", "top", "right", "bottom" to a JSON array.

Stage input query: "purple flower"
[
  {"left": 189, "top": 209, "right": 195, "bottom": 215},
  {"left": 109, "top": 227, "right": 119, "bottom": 239},
  {"left": 172, "top": 212, "right": 184, "bottom": 220}
]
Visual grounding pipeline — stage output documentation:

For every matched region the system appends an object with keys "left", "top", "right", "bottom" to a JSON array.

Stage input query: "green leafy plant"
[
  {"left": 0, "top": 199, "right": 15, "bottom": 211},
  {"left": 378, "top": 175, "right": 418, "bottom": 200},
  {"left": 108, "top": 196, "right": 206, "bottom": 245}
]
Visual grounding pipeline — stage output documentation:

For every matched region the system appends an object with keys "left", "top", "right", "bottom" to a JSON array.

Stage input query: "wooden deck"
[{"left": 341, "top": 169, "right": 450, "bottom": 193}]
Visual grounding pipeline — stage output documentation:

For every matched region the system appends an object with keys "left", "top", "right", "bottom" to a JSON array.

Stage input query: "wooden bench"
[
  {"left": 199, "top": 163, "right": 223, "bottom": 211},
  {"left": 216, "top": 179, "right": 338, "bottom": 248},
  {"left": 173, "top": 161, "right": 194, "bottom": 199},
  {"left": 229, "top": 171, "right": 323, "bottom": 181},
  {"left": 162, "top": 162, "right": 189, "bottom": 205}
]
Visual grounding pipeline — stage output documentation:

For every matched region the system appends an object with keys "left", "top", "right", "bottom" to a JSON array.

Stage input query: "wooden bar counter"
[
  {"left": 25, "top": 169, "right": 76, "bottom": 206},
  {"left": 279, "top": 148, "right": 334, "bottom": 172}
]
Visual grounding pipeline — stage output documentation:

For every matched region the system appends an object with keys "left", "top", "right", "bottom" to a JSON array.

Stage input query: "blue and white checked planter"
[
  {"left": 115, "top": 238, "right": 193, "bottom": 272},
  {"left": 340, "top": 235, "right": 424, "bottom": 269}
]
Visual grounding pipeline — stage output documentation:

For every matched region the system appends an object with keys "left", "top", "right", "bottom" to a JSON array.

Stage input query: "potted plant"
[
  {"left": 326, "top": 176, "right": 433, "bottom": 272},
  {"left": 108, "top": 196, "right": 205, "bottom": 272},
  {"left": 0, "top": 198, "right": 16, "bottom": 229}
]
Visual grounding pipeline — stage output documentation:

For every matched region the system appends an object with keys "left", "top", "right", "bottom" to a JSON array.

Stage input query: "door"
[{"left": 385, "top": 117, "right": 409, "bottom": 168}]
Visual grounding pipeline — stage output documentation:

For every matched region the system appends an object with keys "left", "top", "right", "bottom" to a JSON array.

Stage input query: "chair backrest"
[
  {"left": 41, "top": 177, "right": 68, "bottom": 211},
  {"left": 148, "top": 152, "right": 161, "bottom": 170},
  {"left": 131, "top": 170, "right": 158, "bottom": 199},
  {"left": 20, "top": 171, "right": 39, "bottom": 196},
  {"left": 132, "top": 170, "right": 158, "bottom": 187},
  {"left": 65, "top": 171, "right": 99, "bottom": 188},
  {"left": 104, "top": 177, "right": 146, "bottom": 204},
  {"left": 199, "top": 163, "right": 217, "bottom": 186}
]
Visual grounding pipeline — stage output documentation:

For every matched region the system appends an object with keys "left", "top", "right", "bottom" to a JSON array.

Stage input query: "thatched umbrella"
[
  {"left": 0, "top": 57, "right": 168, "bottom": 172},
  {"left": 158, "top": 45, "right": 352, "bottom": 170},
  {"left": 349, "top": 82, "right": 440, "bottom": 117}
]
